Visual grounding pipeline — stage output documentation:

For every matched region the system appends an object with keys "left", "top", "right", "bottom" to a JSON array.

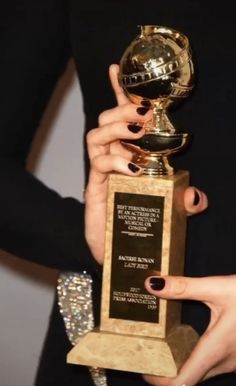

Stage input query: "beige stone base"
[{"left": 67, "top": 324, "right": 198, "bottom": 377}]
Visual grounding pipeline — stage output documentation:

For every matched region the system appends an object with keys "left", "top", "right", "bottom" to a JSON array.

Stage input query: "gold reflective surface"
[{"left": 119, "top": 25, "right": 194, "bottom": 175}]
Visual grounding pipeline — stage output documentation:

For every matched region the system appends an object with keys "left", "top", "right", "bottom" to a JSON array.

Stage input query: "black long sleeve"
[{"left": 0, "top": 1, "right": 100, "bottom": 276}]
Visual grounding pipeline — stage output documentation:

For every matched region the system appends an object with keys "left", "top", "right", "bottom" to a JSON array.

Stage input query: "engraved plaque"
[{"left": 110, "top": 192, "right": 164, "bottom": 323}]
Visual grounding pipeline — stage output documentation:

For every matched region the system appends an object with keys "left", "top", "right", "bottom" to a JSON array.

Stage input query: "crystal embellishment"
[{"left": 57, "top": 272, "right": 107, "bottom": 386}]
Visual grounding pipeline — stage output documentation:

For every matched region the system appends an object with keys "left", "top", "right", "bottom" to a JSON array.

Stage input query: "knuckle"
[
  {"left": 86, "top": 128, "right": 97, "bottom": 145},
  {"left": 98, "top": 110, "right": 108, "bottom": 126},
  {"left": 108, "top": 121, "right": 117, "bottom": 133},
  {"left": 172, "top": 277, "right": 187, "bottom": 296},
  {"left": 90, "top": 155, "right": 99, "bottom": 170}
]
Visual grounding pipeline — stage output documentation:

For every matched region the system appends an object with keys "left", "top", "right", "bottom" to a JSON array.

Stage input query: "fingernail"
[
  {"left": 149, "top": 277, "right": 165, "bottom": 291},
  {"left": 193, "top": 190, "right": 200, "bottom": 205},
  {"left": 136, "top": 107, "right": 150, "bottom": 115},
  {"left": 127, "top": 124, "right": 142, "bottom": 133},
  {"left": 141, "top": 99, "right": 151, "bottom": 108},
  {"left": 128, "top": 162, "right": 140, "bottom": 173}
]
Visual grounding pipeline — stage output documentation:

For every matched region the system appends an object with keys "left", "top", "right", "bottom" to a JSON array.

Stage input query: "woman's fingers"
[
  {"left": 172, "top": 325, "right": 225, "bottom": 386},
  {"left": 144, "top": 275, "right": 236, "bottom": 305},
  {"left": 143, "top": 317, "right": 232, "bottom": 386},
  {"left": 89, "top": 155, "right": 142, "bottom": 185},
  {"left": 143, "top": 324, "right": 224, "bottom": 386},
  {"left": 98, "top": 102, "right": 152, "bottom": 127},
  {"left": 144, "top": 275, "right": 236, "bottom": 386},
  {"left": 142, "top": 375, "right": 171, "bottom": 386},
  {"left": 202, "top": 354, "right": 236, "bottom": 381},
  {"left": 98, "top": 67, "right": 152, "bottom": 126},
  {"left": 87, "top": 120, "right": 145, "bottom": 159},
  {"left": 145, "top": 275, "right": 211, "bottom": 302},
  {"left": 109, "top": 64, "right": 129, "bottom": 106},
  {"left": 184, "top": 186, "right": 208, "bottom": 216}
]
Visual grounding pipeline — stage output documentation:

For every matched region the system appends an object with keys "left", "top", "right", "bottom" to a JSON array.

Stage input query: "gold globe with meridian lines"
[{"left": 119, "top": 25, "right": 194, "bottom": 176}]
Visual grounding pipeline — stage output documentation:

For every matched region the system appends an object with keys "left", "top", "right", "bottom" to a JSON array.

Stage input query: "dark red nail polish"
[
  {"left": 137, "top": 107, "right": 149, "bottom": 115},
  {"left": 149, "top": 277, "right": 165, "bottom": 290},
  {"left": 128, "top": 162, "right": 140, "bottom": 173},
  {"left": 127, "top": 124, "right": 142, "bottom": 133},
  {"left": 141, "top": 99, "right": 151, "bottom": 108}
]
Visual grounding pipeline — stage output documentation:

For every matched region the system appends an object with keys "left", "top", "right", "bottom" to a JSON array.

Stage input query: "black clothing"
[{"left": 1, "top": 1, "right": 236, "bottom": 385}]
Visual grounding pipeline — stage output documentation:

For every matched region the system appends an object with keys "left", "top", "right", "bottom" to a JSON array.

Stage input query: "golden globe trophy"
[{"left": 68, "top": 25, "right": 198, "bottom": 377}]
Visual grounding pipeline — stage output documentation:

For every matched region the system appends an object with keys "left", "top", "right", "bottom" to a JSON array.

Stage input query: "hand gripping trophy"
[{"left": 68, "top": 25, "right": 198, "bottom": 377}]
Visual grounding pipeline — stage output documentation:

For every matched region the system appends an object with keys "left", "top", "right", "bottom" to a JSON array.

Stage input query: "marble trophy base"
[{"left": 67, "top": 324, "right": 198, "bottom": 376}]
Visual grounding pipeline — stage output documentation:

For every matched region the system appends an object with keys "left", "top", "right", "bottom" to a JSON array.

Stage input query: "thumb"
[
  {"left": 109, "top": 64, "right": 129, "bottom": 106},
  {"left": 144, "top": 324, "right": 223, "bottom": 386},
  {"left": 144, "top": 275, "right": 217, "bottom": 303}
]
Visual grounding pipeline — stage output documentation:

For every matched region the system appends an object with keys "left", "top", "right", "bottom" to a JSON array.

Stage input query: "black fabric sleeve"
[
  {"left": 0, "top": 159, "right": 99, "bottom": 274},
  {"left": 0, "top": 1, "right": 101, "bottom": 276}
]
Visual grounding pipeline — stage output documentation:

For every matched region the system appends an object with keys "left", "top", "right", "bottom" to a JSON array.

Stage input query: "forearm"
[{"left": 0, "top": 158, "right": 101, "bottom": 276}]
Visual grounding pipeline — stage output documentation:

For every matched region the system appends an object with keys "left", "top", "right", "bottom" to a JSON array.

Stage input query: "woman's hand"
[
  {"left": 84, "top": 64, "right": 208, "bottom": 264},
  {"left": 144, "top": 275, "right": 236, "bottom": 386}
]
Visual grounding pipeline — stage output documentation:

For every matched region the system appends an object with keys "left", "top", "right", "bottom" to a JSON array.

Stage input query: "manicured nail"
[
  {"left": 141, "top": 99, "right": 151, "bottom": 107},
  {"left": 136, "top": 107, "right": 150, "bottom": 115},
  {"left": 193, "top": 190, "right": 200, "bottom": 205},
  {"left": 128, "top": 162, "right": 140, "bottom": 173},
  {"left": 127, "top": 124, "right": 142, "bottom": 133},
  {"left": 149, "top": 277, "right": 165, "bottom": 291}
]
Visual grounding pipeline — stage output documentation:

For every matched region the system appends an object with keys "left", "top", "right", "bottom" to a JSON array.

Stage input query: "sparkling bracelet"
[{"left": 57, "top": 271, "right": 107, "bottom": 386}]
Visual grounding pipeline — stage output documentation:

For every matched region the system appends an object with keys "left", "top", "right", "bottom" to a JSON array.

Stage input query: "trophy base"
[{"left": 67, "top": 324, "right": 198, "bottom": 377}]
